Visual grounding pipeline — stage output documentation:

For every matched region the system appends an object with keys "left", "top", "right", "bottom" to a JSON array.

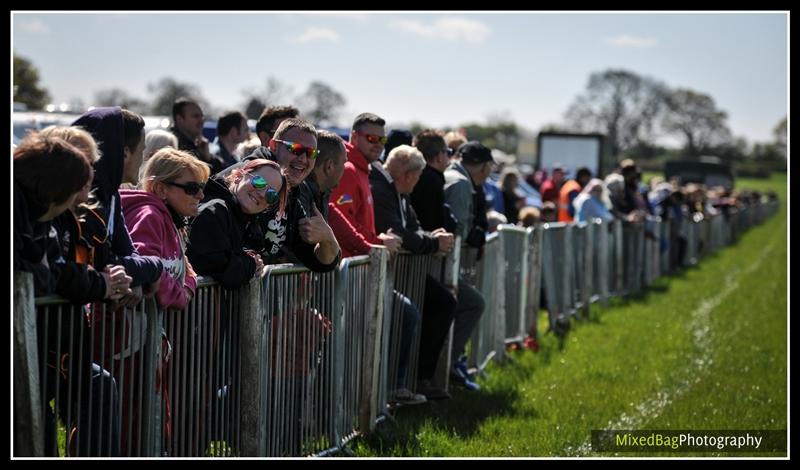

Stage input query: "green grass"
[{"left": 353, "top": 173, "right": 787, "bottom": 457}]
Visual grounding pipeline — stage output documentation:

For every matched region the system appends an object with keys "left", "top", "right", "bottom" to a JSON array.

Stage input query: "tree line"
[{"left": 14, "top": 54, "right": 786, "bottom": 167}]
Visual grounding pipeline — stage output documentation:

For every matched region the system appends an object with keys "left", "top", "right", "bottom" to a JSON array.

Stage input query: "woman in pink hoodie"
[
  {"left": 119, "top": 147, "right": 209, "bottom": 454},
  {"left": 121, "top": 148, "right": 210, "bottom": 310}
]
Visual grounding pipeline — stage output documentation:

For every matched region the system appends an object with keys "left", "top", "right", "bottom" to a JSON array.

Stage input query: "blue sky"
[{"left": 12, "top": 11, "right": 788, "bottom": 146}]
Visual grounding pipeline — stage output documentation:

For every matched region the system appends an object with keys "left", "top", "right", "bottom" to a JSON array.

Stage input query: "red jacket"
[
  {"left": 328, "top": 203, "right": 372, "bottom": 258},
  {"left": 329, "top": 141, "right": 379, "bottom": 244}
]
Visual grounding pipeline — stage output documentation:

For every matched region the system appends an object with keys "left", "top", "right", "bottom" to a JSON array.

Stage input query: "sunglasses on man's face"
[
  {"left": 164, "top": 181, "right": 206, "bottom": 196},
  {"left": 248, "top": 174, "right": 280, "bottom": 205},
  {"left": 273, "top": 139, "right": 320, "bottom": 160},
  {"left": 362, "top": 133, "right": 388, "bottom": 145}
]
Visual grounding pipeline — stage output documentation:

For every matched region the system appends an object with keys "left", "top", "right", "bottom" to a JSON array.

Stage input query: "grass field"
[{"left": 353, "top": 172, "right": 787, "bottom": 458}]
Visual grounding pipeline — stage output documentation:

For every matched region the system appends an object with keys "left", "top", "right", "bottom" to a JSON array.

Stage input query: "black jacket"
[
  {"left": 243, "top": 147, "right": 340, "bottom": 272},
  {"left": 188, "top": 170, "right": 260, "bottom": 288},
  {"left": 73, "top": 107, "right": 163, "bottom": 286},
  {"left": 172, "top": 127, "right": 226, "bottom": 176},
  {"left": 409, "top": 165, "right": 458, "bottom": 234},
  {"left": 49, "top": 210, "right": 108, "bottom": 303},
  {"left": 13, "top": 183, "right": 56, "bottom": 296},
  {"left": 370, "top": 165, "right": 439, "bottom": 255}
]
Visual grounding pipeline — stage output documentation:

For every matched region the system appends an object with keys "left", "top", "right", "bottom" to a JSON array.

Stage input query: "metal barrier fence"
[
  {"left": 540, "top": 222, "right": 575, "bottom": 327},
  {"left": 467, "top": 234, "right": 506, "bottom": 368},
  {"left": 15, "top": 198, "right": 780, "bottom": 457},
  {"left": 259, "top": 265, "right": 337, "bottom": 457},
  {"left": 497, "top": 225, "right": 530, "bottom": 343}
]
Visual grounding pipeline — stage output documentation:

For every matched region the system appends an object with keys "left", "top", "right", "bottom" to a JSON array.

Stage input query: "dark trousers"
[{"left": 417, "top": 275, "right": 457, "bottom": 381}]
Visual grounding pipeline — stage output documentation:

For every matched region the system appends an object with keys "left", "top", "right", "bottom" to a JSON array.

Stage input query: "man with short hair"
[
  {"left": 329, "top": 112, "right": 404, "bottom": 252},
  {"left": 540, "top": 165, "right": 566, "bottom": 204},
  {"left": 256, "top": 105, "right": 300, "bottom": 146},
  {"left": 214, "top": 110, "right": 249, "bottom": 171},
  {"left": 242, "top": 118, "right": 341, "bottom": 271},
  {"left": 171, "top": 97, "right": 224, "bottom": 173}
]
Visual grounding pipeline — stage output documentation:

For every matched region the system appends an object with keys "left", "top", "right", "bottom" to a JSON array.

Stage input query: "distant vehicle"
[
  {"left": 487, "top": 173, "right": 543, "bottom": 209},
  {"left": 664, "top": 159, "right": 735, "bottom": 190},
  {"left": 13, "top": 111, "right": 80, "bottom": 146},
  {"left": 536, "top": 132, "right": 609, "bottom": 179}
]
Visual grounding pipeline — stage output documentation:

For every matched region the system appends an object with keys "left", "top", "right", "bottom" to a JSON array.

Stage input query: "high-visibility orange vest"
[{"left": 558, "top": 180, "right": 582, "bottom": 222}]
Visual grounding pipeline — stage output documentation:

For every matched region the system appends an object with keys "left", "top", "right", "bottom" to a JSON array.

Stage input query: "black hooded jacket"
[
  {"left": 242, "top": 147, "right": 340, "bottom": 272},
  {"left": 72, "top": 107, "right": 163, "bottom": 286},
  {"left": 187, "top": 168, "right": 260, "bottom": 288},
  {"left": 13, "top": 183, "right": 57, "bottom": 296}
]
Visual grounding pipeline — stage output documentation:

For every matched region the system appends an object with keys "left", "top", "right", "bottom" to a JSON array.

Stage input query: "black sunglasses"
[{"left": 164, "top": 181, "right": 206, "bottom": 196}]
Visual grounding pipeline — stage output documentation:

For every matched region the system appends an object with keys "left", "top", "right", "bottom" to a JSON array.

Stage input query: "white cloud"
[
  {"left": 391, "top": 17, "right": 490, "bottom": 44},
  {"left": 605, "top": 34, "right": 657, "bottom": 48},
  {"left": 292, "top": 27, "right": 341, "bottom": 43},
  {"left": 17, "top": 19, "right": 49, "bottom": 34}
]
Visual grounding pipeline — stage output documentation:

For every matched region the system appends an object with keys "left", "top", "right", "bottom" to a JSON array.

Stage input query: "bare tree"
[
  {"left": 564, "top": 69, "right": 667, "bottom": 160},
  {"left": 661, "top": 88, "right": 731, "bottom": 159},
  {"left": 147, "top": 77, "right": 209, "bottom": 116},
  {"left": 241, "top": 76, "right": 295, "bottom": 119},
  {"left": 93, "top": 88, "right": 148, "bottom": 114},
  {"left": 297, "top": 81, "right": 346, "bottom": 127}
]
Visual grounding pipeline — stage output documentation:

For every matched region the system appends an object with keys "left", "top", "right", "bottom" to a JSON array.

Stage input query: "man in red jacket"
[{"left": 330, "top": 112, "right": 401, "bottom": 251}]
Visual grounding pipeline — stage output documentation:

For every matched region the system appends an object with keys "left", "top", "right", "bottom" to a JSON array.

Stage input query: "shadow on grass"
[{"left": 358, "top": 386, "right": 529, "bottom": 456}]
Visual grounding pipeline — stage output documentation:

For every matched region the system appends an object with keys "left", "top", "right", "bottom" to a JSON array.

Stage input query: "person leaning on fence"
[
  {"left": 443, "top": 141, "right": 499, "bottom": 390},
  {"left": 122, "top": 147, "right": 209, "bottom": 310},
  {"left": 371, "top": 145, "right": 457, "bottom": 401},
  {"left": 413, "top": 132, "right": 485, "bottom": 392},
  {"left": 243, "top": 118, "right": 341, "bottom": 271},
  {"left": 310, "top": 130, "right": 420, "bottom": 405},
  {"left": 575, "top": 178, "right": 614, "bottom": 224},
  {"left": 187, "top": 158, "right": 287, "bottom": 288},
  {"left": 13, "top": 134, "right": 124, "bottom": 456},
  {"left": 39, "top": 126, "right": 136, "bottom": 457},
  {"left": 558, "top": 167, "right": 592, "bottom": 223},
  {"left": 72, "top": 107, "right": 164, "bottom": 301},
  {"left": 329, "top": 113, "right": 403, "bottom": 254},
  {"left": 119, "top": 147, "right": 211, "bottom": 454}
]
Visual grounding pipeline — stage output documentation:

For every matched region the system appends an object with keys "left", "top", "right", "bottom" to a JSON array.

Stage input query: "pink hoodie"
[{"left": 120, "top": 189, "right": 197, "bottom": 310}]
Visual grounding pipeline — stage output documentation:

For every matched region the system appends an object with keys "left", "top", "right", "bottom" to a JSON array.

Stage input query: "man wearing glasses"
[
  {"left": 244, "top": 118, "right": 341, "bottom": 272},
  {"left": 329, "top": 113, "right": 402, "bottom": 252}
]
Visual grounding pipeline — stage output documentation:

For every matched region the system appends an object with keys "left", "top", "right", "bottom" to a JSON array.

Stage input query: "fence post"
[
  {"left": 526, "top": 226, "right": 543, "bottom": 340},
  {"left": 237, "top": 276, "right": 266, "bottom": 456},
  {"left": 359, "top": 248, "right": 388, "bottom": 433},
  {"left": 13, "top": 272, "right": 44, "bottom": 457},
  {"left": 431, "top": 240, "right": 461, "bottom": 395}
]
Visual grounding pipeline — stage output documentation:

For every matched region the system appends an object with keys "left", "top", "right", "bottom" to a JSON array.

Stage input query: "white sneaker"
[{"left": 393, "top": 388, "right": 427, "bottom": 405}]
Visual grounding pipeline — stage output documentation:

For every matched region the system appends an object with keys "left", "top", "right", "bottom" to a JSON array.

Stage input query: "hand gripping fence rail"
[{"left": 14, "top": 200, "right": 779, "bottom": 456}]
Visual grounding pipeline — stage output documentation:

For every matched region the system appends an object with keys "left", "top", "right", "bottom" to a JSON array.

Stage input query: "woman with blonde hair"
[{"left": 121, "top": 147, "right": 210, "bottom": 309}]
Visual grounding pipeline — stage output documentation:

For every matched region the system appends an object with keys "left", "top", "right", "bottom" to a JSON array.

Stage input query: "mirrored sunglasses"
[
  {"left": 249, "top": 174, "right": 280, "bottom": 205},
  {"left": 273, "top": 139, "right": 320, "bottom": 160},
  {"left": 363, "top": 133, "right": 388, "bottom": 145}
]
